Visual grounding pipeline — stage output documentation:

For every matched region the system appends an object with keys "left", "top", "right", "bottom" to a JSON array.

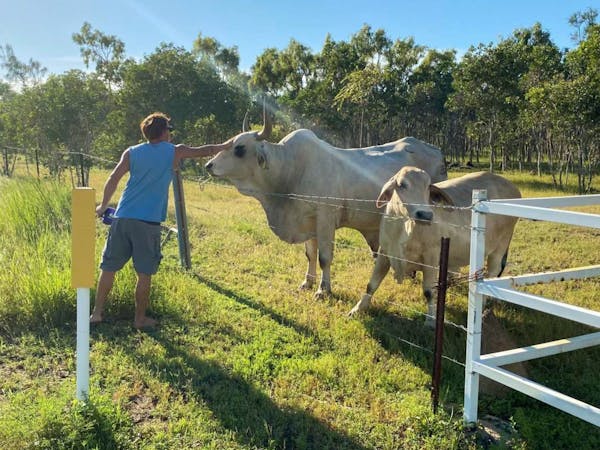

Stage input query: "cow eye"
[
  {"left": 234, "top": 145, "right": 246, "bottom": 158},
  {"left": 398, "top": 181, "right": 407, "bottom": 190}
]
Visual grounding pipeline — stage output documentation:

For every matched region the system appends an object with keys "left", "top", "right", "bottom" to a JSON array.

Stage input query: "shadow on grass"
[
  {"left": 94, "top": 320, "right": 369, "bottom": 450},
  {"left": 359, "top": 306, "right": 467, "bottom": 405},
  {"left": 360, "top": 301, "right": 600, "bottom": 448},
  {"left": 79, "top": 271, "right": 371, "bottom": 450},
  {"left": 1, "top": 300, "right": 368, "bottom": 449},
  {"left": 191, "top": 272, "right": 331, "bottom": 346}
]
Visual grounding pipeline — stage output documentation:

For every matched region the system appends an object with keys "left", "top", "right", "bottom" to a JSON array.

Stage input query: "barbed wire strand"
[
  {"left": 183, "top": 199, "right": 476, "bottom": 334},
  {"left": 7, "top": 150, "right": 478, "bottom": 366},
  {"left": 11, "top": 150, "right": 496, "bottom": 285},
  {"left": 10, "top": 150, "right": 477, "bottom": 230}
]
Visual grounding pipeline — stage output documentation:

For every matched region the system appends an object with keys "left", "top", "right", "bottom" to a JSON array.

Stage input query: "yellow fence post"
[{"left": 71, "top": 187, "right": 96, "bottom": 401}]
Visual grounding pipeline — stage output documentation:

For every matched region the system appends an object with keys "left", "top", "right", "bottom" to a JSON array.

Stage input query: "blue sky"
[{"left": 0, "top": 0, "right": 596, "bottom": 76}]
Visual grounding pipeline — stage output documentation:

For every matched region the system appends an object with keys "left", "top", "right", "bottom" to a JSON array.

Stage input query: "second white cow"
[{"left": 348, "top": 166, "right": 521, "bottom": 324}]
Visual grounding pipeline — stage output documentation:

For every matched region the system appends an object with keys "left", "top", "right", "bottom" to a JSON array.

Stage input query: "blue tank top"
[{"left": 115, "top": 141, "right": 175, "bottom": 222}]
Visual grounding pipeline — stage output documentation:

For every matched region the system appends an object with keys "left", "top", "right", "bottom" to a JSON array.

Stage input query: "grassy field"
[{"left": 0, "top": 166, "right": 599, "bottom": 449}]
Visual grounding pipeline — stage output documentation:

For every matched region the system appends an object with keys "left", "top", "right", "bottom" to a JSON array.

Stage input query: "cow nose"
[{"left": 415, "top": 210, "right": 433, "bottom": 222}]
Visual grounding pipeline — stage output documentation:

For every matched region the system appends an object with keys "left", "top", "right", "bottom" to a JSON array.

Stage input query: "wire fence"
[
  {"left": 175, "top": 174, "right": 475, "bottom": 370},
  {"left": 5, "top": 147, "right": 490, "bottom": 370}
]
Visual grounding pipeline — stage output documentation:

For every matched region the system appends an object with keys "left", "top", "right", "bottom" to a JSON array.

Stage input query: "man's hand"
[{"left": 96, "top": 205, "right": 107, "bottom": 218}]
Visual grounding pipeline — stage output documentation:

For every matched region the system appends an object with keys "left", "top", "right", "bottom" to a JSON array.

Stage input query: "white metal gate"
[{"left": 464, "top": 192, "right": 600, "bottom": 427}]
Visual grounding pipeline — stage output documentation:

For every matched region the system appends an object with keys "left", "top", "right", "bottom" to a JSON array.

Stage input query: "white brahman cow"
[
  {"left": 348, "top": 166, "right": 521, "bottom": 324},
  {"left": 205, "top": 112, "right": 447, "bottom": 298}
]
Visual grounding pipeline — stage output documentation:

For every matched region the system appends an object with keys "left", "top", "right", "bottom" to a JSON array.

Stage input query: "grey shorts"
[{"left": 100, "top": 218, "right": 162, "bottom": 275}]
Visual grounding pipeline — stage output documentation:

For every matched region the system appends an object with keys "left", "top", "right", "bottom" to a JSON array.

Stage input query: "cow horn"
[
  {"left": 256, "top": 103, "right": 272, "bottom": 141},
  {"left": 242, "top": 111, "right": 250, "bottom": 132}
]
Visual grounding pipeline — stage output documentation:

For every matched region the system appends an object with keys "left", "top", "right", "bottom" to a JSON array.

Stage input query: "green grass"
[{"left": 0, "top": 169, "right": 599, "bottom": 449}]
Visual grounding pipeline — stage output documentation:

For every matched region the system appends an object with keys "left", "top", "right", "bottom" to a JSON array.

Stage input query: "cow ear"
[
  {"left": 256, "top": 144, "right": 268, "bottom": 170},
  {"left": 429, "top": 185, "right": 454, "bottom": 205},
  {"left": 376, "top": 179, "right": 395, "bottom": 208}
]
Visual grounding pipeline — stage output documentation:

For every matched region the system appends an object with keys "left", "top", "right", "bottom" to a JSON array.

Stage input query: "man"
[{"left": 90, "top": 112, "right": 231, "bottom": 329}]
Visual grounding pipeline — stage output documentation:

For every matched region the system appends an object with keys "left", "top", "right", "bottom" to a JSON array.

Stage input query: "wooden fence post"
[
  {"left": 432, "top": 237, "right": 450, "bottom": 413},
  {"left": 172, "top": 166, "right": 191, "bottom": 270}
]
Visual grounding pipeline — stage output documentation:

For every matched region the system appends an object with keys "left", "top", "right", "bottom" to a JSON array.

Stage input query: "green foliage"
[
  {"left": 0, "top": 178, "right": 73, "bottom": 330},
  {"left": 117, "top": 43, "right": 245, "bottom": 146},
  {"left": 0, "top": 177, "right": 70, "bottom": 242},
  {"left": 3, "top": 9, "right": 600, "bottom": 190},
  {"left": 72, "top": 21, "right": 128, "bottom": 88},
  {"left": 193, "top": 32, "right": 240, "bottom": 78},
  {"left": 0, "top": 44, "right": 47, "bottom": 88},
  {"left": 0, "top": 388, "right": 135, "bottom": 450}
]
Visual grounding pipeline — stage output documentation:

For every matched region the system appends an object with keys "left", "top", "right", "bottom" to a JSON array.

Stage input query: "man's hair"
[{"left": 140, "top": 112, "right": 171, "bottom": 141}]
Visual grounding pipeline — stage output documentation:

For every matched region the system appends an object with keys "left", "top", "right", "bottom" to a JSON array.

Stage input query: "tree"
[
  {"left": 569, "top": 7, "right": 598, "bottom": 43},
  {"left": 72, "top": 22, "right": 128, "bottom": 89},
  {"left": 334, "top": 64, "right": 383, "bottom": 146},
  {"left": 0, "top": 80, "right": 15, "bottom": 101},
  {"left": 449, "top": 23, "right": 562, "bottom": 171},
  {"left": 408, "top": 49, "right": 457, "bottom": 150},
  {"left": 276, "top": 39, "right": 315, "bottom": 98},
  {"left": 0, "top": 44, "right": 47, "bottom": 88},
  {"left": 318, "top": 26, "right": 425, "bottom": 146},
  {"left": 250, "top": 48, "right": 283, "bottom": 96},
  {"left": 118, "top": 44, "right": 244, "bottom": 147},
  {"left": 563, "top": 22, "right": 600, "bottom": 192},
  {"left": 192, "top": 33, "right": 240, "bottom": 79},
  {"left": 0, "top": 69, "right": 113, "bottom": 182}
]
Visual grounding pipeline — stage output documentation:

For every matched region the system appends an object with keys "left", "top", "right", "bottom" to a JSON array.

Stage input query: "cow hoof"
[
  {"left": 313, "top": 290, "right": 330, "bottom": 300},
  {"left": 347, "top": 306, "right": 362, "bottom": 317},
  {"left": 348, "top": 295, "right": 371, "bottom": 317},
  {"left": 299, "top": 281, "right": 314, "bottom": 291}
]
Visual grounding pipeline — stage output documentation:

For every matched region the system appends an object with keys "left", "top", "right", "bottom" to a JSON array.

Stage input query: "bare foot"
[
  {"left": 134, "top": 316, "right": 158, "bottom": 330},
  {"left": 90, "top": 312, "right": 103, "bottom": 324}
]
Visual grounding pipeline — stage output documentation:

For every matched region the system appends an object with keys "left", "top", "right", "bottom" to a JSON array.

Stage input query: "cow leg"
[
  {"left": 483, "top": 250, "right": 509, "bottom": 312},
  {"left": 348, "top": 254, "right": 390, "bottom": 316},
  {"left": 422, "top": 267, "right": 439, "bottom": 328},
  {"left": 361, "top": 231, "right": 380, "bottom": 259},
  {"left": 299, "top": 238, "right": 318, "bottom": 291},
  {"left": 487, "top": 250, "right": 508, "bottom": 278},
  {"left": 314, "top": 215, "right": 335, "bottom": 299}
]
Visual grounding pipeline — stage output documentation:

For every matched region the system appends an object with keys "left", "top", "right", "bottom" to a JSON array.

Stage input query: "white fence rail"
[{"left": 464, "top": 191, "right": 600, "bottom": 428}]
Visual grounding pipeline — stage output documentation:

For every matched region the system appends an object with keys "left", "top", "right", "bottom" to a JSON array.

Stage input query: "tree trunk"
[
  {"left": 488, "top": 124, "right": 494, "bottom": 173},
  {"left": 35, "top": 147, "right": 40, "bottom": 179},
  {"left": 359, "top": 108, "right": 364, "bottom": 148}
]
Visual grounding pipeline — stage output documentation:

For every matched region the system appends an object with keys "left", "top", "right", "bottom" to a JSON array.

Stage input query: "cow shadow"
[
  {"left": 190, "top": 272, "right": 331, "bottom": 346},
  {"left": 359, "top": 296, "right": 599, "bottom": 399},
  {"left": 356, "top": 304, "right": 471, "bottom": 405},
  {"left": 95, "top": 319, "right": 369, "bottom": 450}
]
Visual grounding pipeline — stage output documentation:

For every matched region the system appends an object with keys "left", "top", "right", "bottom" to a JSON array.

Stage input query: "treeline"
[{"left": 1, "top": 9, "right": 599, "bottom": 192}]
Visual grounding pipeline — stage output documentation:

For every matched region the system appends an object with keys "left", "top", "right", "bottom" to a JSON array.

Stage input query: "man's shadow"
[
  {"left": 139, "top": 333, "right": 366, "bottom": 448},
  {"left": 92, "top": 275, "right": 370, "bottom": 450}
]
